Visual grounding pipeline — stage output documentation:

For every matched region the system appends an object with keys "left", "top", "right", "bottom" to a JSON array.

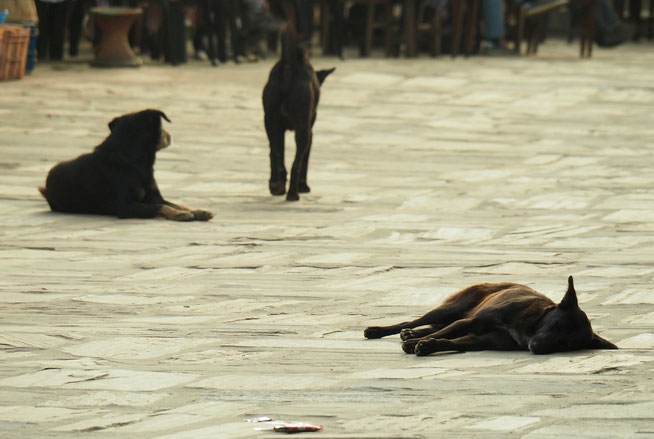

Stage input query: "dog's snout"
[
  {"left": 528, "top": 339, "right": 546, "bottom": 355},
  {"left": 157, "top": 129, "right": 172, "bottom": 150},
  {"left": 165, "top": 130, "right": 172, "bottom": 147}
]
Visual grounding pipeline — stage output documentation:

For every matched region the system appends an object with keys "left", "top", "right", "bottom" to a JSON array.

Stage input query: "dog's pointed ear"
[
  {"left": 559, "top": 275, "right": 579, "bottom": 309},
  {"left": 150, "top": 109, "right": 171, "bottom": 123},
  {"left": 108, "top": 117, "right": 118, "bottom": 132},
  {"left": 316, "top": 68, "right": 335, "bottom": 86},
  {"left": 158, "top": 110, "right": 171, "bottom": 123},
  {"left": 588, "top": 333, "right": 618, "bottom": 350},
  {"left": 144, "top": 109, "right": 171, "bottom": 124}
]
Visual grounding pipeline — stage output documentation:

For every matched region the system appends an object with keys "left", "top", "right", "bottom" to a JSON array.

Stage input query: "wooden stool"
[
  {"left": 91, "top": 7, "right": 143, "bottom": 67},
  {"left": 516, "top": 0, "right": 597, "bottom": 58},
  {"left": 351, "top": 0, "right": 395, "bottom": 57},
  {"left": 404, "top": 0, "right": 419, "bottom": 55},
  {"left": 405, "top": 0, "right": 478, "bottom": 57},
  {"left": 449, "top": 0, "right": 479, "bottom": 57}
]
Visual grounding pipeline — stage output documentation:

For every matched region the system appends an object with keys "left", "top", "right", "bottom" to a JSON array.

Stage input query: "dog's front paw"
[
  {"left": 169, "top": 211, "right": 195, "bottom": 222},
  {"left": 364, "top": 326, "right": 384, "bottom": 339},
  {"left": 414, "top": 339, "right": 439, "bottom": 357},
  {"left": 192, "top": 209, "right": 214, "bottom": 221},
  {"left": 298, "top": 182, "right": 310, "bottom": 193},
  {"left": 286, "top": 192, "right": 299, "bottom": 202},
  {"left": 400, "top": 329, "right": 417, "bottom": 341},
  {"left": 402, "top": 339, "right": 419, "bottom": 354},
  {"left": 269, "top": 181, "right": 286, "bottom": 196}
]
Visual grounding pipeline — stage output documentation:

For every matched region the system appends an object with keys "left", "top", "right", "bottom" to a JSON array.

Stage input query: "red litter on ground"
[
  {"left": 246, "top": 417, "right": 323, "bottom": 434},
  {"left": 273, "top": 422, "right": 323, "bottom": 433}
]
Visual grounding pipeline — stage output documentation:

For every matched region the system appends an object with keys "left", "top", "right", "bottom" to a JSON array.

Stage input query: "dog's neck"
[
  {"left": 96, "top": 139, "right": 156, "bottom": 176},
  {"left": 531, "top": 304, "right": 556, "bottom": 331}
]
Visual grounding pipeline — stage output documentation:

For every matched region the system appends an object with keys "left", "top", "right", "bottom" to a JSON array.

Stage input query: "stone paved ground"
[{"left": 2, "top": 40, "right": 654, "bottom": 438}]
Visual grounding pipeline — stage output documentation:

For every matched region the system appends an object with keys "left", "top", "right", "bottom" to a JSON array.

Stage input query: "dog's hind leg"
[
  {"left": 412, "top": 331, "right": 520, "bottom": 356},
  {"left": 287, "top": 124, "right": 311, "bottom": 201},
  {"left": 364, "top": 301, "right": 471, "bottom": 339},
  {"left": 298, "top": 130, "right": 313, "bottom": 193},
  {"left": 364, "top": 321, "right": 422, "bottom": 339},
  {"left": 265, "top": 115, "right": 287, "bottom": 196},
  {"left": 401, "top": 315, "right": 495, "bottom": 354}
]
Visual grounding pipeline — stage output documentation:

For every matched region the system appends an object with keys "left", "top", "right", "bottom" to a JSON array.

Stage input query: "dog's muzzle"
[
  {"left": 528, "top": 339, "right": 551, "bottom": 355},
  {"left": 157, "top": 129, "right": 172, "bottom": 150}
]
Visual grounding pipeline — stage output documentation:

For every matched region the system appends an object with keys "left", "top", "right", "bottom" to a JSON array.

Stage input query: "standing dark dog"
[
  {"left": 364, "top": 276, "right": 617, "bottom": 356},
  {"left": 39, "top": 109, "right": 213, "bottom": 221},
  {"left": 262, "top": 24, "right": 334, "bottom": 201}
]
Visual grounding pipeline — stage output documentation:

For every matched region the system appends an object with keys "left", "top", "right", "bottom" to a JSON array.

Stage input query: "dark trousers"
[
  {"left": 200, "top": 0, "right": 244, "bottom": 63},
  {"left": 323, "top": 0, "right": 345, "bottom": 56},
  {"left": 68, "top": 0, "right": 95, "bottom": 57},
  {"left": 140, "top": 0, "right": 188, "bottom": 65},
  {"left": 36, "top": 0, "right": 69, "bottom": 60},
  {"left": 164, "top": 0, "right": 187, "bottom": 64}
]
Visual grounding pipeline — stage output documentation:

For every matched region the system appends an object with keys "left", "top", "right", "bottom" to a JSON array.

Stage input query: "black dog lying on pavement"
[
  {"left": 364, "top": 276, "right": 617, "bottom": 356},
  {"left": 39, "top": 109, "right": 213, "bottom": 221},
  {"left": 262, "top": 24, "right": 334, "bottom": 201}
]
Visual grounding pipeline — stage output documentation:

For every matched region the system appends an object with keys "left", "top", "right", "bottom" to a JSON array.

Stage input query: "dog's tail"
[{"left": 280, "top": 22, "right": 300, "bottom": 96}]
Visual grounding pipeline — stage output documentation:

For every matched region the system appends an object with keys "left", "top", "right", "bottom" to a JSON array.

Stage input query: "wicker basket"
[{"left": 0, "top": 25, "right": 30, "bottom": 81}]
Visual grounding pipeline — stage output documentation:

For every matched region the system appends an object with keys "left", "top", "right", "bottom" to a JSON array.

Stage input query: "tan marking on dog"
[
  {"left": 158, "top": 204, "right": 194, "bottom": 221},
  {"left": 169, "top": 203, "right": 214, "bottom": 221},
  {"left": 157, "top": 129, "right": 172, "bottom": 151},
  {"left": 191, "top": 209, "right": 213, "bottom": 221}
]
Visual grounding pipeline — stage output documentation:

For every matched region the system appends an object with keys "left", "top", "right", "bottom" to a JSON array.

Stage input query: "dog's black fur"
[
  {"left": 364, "top": 276, "right": 617, "bottom": 356},
  {"left": 39, "top": 109, "right": 213, "bottom": 221},
  {"left": 262, "top": 24, "right": 334, "bottom": 201}
]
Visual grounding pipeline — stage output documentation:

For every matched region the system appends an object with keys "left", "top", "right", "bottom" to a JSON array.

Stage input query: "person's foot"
[
  {"left": 195, "top": 50, "right": 208, "bottom": 61},
  {"left": 479, "top": 40, "right": 518, "bottom": 57}
]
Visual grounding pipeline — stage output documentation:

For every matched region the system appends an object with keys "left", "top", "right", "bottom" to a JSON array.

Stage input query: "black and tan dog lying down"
[
  {"left": 39, "top": 109, "right": 213, "bottom": 221},
  {"left": 365, "top": 276, "right": 617, "bottom": 356}
]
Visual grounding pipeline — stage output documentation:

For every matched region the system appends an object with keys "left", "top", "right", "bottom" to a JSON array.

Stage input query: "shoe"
[
  {"left": 480, "top": 40, "right": 519, "bottom": 56},
  {"left": 195, "top": 50, "right": 209, "bottom": 61}
]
